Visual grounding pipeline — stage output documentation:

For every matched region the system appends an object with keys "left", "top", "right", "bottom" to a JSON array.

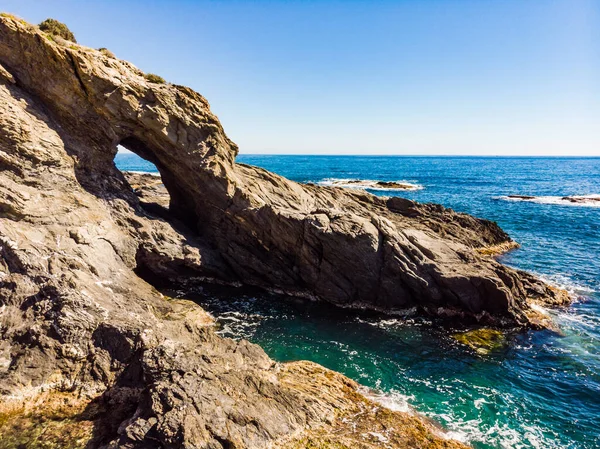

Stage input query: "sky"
[{"left": 3, "top": 0, "right": 599, "bottom": 156}]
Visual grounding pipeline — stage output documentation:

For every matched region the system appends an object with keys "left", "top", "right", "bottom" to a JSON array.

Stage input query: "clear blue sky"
[{"left": 3, "top": 0, "right": 599, "bottom": 155}]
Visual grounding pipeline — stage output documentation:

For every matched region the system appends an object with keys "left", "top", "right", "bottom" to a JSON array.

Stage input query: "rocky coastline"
[
  {"left": 500, "top": 194, "right": 600, "bottom": 207},
  {"left": 320, "top": 179, "right": 423, "bottom": 191},
  {"left": 0, "top": 15, "right": 570, "bottom": 448}
]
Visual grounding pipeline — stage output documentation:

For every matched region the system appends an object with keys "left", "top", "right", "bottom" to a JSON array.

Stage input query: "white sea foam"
[
  {"left": 360, "top": 383, "right": 569, "bottom": 449},
  {"left": 318, "top": 178, "right": 424, "bottom": 191},
  {"left": 530, "top": 303, "right": 550, "bottom": 315},
  {"left": 354, "top": 310, "right": 428, "bottom": 329},
  {"left": 355, "top": 317, "right": 406, "bottom": 329},
  {"left": 496, "top": 194, "right": 600, "bottom": 208},
  {"left": 123, "top": 170, "right": 161, "bottom": 176},
  {"left": 535, "top": 273, "right": 595, "bottom": 296},
  {"left": 213, "top": 309, "right": 269, "bottom": 339},
  {"left": 473, "top": 398, "right": 488, "bottom": 409},
  {"left": 435, "top": 417, "right": 560, "bottom": 449},
  {"left": 428, "top": 390, "right": 568, "bottom": 449},
  {"left": 358, "top": 386, "right": 414, "bottom": 413}
]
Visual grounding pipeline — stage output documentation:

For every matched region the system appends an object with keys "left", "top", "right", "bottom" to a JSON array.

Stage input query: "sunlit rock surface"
[{"left": 0, "top": 15, "right": 569, "bottom": 448}]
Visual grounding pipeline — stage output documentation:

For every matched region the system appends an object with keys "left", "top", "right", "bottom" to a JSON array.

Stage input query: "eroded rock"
[
  {"left": 0, "top": 16, "right": 569, "bottom": 324},
  {"left": 0, "top": 15, "right": 569, "bottom": 448}
]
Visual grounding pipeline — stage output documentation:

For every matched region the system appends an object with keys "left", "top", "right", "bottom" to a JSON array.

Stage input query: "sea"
[{"left": 116, "top": 153, "right": 600, "bottom": 449}]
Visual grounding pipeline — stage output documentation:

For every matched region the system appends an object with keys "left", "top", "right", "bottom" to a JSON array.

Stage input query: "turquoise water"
[{"left": 116, "top": 153, "right": 600, "bottom": 449}]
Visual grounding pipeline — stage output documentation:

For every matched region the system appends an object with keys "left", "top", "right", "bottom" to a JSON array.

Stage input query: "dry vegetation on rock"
[
  {"left": 144, "top": 72, "right": 166, "bottom": 84},
  {"left": 98, "top": 47, "right": 115, "bottom": 58}
]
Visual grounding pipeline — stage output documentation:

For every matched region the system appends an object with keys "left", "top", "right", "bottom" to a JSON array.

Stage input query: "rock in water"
[
  {"left": 452, "top": 328, "right": 507, "bottom": 355},
  {"left": 0, "top": 15, "right": 568, "bottom": 448}
]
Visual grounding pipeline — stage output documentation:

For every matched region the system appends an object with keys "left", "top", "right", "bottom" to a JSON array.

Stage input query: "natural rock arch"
[
  {"left": 117, "top": 136, "right": 198, "bottom": 226},
  {"left": 0, "top": 16, "right": 571, "bottom": 448},
  {"left": 0, "top": 16, "right": 567, "bottom": 325}
]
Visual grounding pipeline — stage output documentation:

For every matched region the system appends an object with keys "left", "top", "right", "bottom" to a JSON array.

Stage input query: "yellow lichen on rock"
[
  {"left": 0, "top": 392, "right": 99, "bottom": 449},
  {"left": 547, "top": 286, "right": 572, "bottom": 306},
  {"left": 276, "top": 361, "right": 468, "bottom": 449},
  {"left": 476, "top": 240, "right": 520, "bottom": 256}
]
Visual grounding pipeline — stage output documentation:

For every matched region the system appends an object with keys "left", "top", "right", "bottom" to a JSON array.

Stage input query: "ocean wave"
[
  {"left": 424, "top": 384, "right": 570, "bottom": 449},
  {"left": 536, "top": 273, "right": 596, "bottom": 296},
  {"left": 496, "top": 194, "right": 600, "bottom": 208},
  {"left": 318, "top": 178, "right": 424, "bottom": 191}
]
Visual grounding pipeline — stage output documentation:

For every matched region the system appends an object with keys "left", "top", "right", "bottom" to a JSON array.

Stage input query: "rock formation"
[
  {"left": 503, "top": 194, "right": 600, "bottom": 207},
  {"left": 0, "top": 15, "right": 568, "bottom": 448},
  {"left": 324, "top": 179, "right": 422, "bottom": 190}
]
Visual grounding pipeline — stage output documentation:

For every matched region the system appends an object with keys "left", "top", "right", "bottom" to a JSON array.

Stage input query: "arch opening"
[
  {"left": 112, "top": 140, "right": 221, "bottom": 288},
  {"left": 114, "top": 144, "right": 171, "bottom": 218},
  {"left": 114, "top": 136, "right": 197, "bottom": 227}
]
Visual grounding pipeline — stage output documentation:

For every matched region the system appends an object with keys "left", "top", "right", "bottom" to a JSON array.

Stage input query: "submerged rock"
[
  {"left": 0, "top": 15, "right": 569, "bottom": 448},
  {"left": 452, "top": 328, "right": 506, "bottom": 355}
]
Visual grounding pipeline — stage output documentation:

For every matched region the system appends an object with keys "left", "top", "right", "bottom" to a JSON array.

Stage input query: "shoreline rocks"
[
  {"left": 320, "top": 178, "right": 423, "bottom": 190},
  {"left": 0, "top": 16, "right": 569, "bottom": 325},
  {"left": 0, "top": 15, "right": 570, "bottom": 448},
  {"left": 500, "top": 194, "right": 600, "bottom": 208}
]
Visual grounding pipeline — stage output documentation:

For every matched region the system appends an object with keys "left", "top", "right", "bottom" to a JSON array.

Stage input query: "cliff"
[{"left": 0, "top": 15, "right": 567, "bottom": 448}]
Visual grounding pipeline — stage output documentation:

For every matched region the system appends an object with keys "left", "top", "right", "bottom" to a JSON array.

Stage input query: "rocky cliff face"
[
  {"left": 0, "top": 16, "right": 567, "bottom": 324},
  {"left": 0, "top": 15, "right": 567, "bottom": 448}
]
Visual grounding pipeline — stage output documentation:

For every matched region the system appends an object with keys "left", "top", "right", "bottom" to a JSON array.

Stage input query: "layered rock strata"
[
  {"left": 0, "top": 17, "right": 567, "bottom": 324},
  {"left": 0, "top": 15, "right": 568, "bottom": 448}
]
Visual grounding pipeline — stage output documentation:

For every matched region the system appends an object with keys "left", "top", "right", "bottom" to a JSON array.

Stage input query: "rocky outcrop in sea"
[{"left": 0, "top": 15, "right": 569, "bottom": 448}]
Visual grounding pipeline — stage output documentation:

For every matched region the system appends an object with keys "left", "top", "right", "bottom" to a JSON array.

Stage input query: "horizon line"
[
  {"left": 236, "top": 152, "right": 600, "bottom": 158},
  {"left": 117, "top": 148, "right": 599, "bottom": 158}
]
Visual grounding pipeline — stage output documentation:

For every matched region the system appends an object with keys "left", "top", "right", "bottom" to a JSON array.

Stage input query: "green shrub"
[
  {"left": 98, "top": 47, "right": 116, "bottom": 58},
  {"left": 144, "top": 73, "right": 166, "bottom": 84},
  {"left": 38, "top": 18, "right": 76, "bottom": 42}
]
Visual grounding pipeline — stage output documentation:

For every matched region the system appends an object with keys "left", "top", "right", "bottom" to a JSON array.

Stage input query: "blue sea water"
[{"left": 116, "top": 153, "right": 600, "bottom": 449}]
